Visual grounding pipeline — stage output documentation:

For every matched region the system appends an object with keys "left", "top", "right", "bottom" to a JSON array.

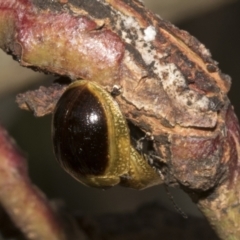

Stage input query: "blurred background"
[{"left": 0, "top": 0, "right": 239, "bottom": 219}]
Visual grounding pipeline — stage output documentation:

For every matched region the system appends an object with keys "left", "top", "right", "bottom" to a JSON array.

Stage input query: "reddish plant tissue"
[
  {"left": 0, "top": 125, "right": 67, "bottom": 240},
  {"left": 224, "top": 107, "right": 240, "bottom": 185},
  {"left": 0, "top": 0, "right": 124, "bottom": 84}
]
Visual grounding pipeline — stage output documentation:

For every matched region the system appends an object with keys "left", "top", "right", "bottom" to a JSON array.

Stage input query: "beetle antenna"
[
  {"left": 157, "top": 170, "right": 188, "bottom": 219},
  {"left": 130, "top": 128, "right": 188, "bottom": 218},
  {"left": 164, "top": 184, "right": 188, "bottom": 219}
]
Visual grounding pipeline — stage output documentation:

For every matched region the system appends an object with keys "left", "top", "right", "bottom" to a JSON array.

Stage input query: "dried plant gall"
[{"left": 52, "top": 80, "right": 161, "bottom": 189}]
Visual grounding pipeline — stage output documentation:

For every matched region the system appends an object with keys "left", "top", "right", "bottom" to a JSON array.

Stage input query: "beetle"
[{"left": 52, "top": 80, "right": 162, "bottom": 189}]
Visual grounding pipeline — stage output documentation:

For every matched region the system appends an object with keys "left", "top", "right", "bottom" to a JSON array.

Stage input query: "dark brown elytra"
[{"left": 52, "top": 84, "right": 109, "bottom": 176}]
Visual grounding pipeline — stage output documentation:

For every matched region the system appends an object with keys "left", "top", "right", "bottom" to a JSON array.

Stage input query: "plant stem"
[{"left": 0, "top": 125, "right": 68, "bottom": 240}]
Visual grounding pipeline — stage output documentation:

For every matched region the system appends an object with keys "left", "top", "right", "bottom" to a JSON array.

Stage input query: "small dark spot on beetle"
[
  {"left": 187, "top": 100, "right": 192, "bottom": 106},
  {"left": 206, "top": 64, "right": 218, "bottom": 73}
]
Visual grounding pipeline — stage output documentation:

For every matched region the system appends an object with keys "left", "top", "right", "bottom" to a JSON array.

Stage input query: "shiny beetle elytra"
[{"left": 52, "top": 80, "right": 161, "bottom": 189}]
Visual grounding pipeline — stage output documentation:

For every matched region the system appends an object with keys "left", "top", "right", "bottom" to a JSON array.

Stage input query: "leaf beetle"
[{"left": 52, "top": 80, "right": 161, "bottom": 189}]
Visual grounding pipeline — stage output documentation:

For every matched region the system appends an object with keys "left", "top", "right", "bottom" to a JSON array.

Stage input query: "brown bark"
[{"left": 0, "top": 0, "right": 239, "bottom": 239}]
